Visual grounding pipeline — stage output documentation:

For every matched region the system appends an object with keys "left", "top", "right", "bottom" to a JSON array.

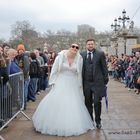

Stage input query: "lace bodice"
[{"left": 60, "top": 54, "right": 77, "bottom": 76}]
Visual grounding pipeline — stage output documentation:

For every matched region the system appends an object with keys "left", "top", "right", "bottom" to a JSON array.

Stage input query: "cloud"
[{"left": 0, "top": 0, "right": 140, "bottom": 40}]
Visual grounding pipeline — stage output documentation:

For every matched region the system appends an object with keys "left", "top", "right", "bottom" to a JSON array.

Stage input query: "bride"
[{"left": 32, "top": 44, "right": 94, "bottom": 136}]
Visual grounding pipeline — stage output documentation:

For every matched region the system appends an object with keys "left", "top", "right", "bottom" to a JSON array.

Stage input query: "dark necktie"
[{"left": 88, "top": 52, "right": 92, "bottom": 64}]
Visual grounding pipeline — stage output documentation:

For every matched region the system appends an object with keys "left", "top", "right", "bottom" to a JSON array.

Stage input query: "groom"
[{"left": 81, "top": 38, "right": 109, "bottom": 129}]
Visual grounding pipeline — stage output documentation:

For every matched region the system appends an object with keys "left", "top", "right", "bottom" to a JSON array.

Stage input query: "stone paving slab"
[{"left": 1, "top": 79, "right": 140, "bottom": 140}]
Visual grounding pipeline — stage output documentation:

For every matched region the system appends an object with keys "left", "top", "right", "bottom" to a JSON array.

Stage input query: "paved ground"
[{"left": 1, "top": 78, "right": 140, "bottom": 140}]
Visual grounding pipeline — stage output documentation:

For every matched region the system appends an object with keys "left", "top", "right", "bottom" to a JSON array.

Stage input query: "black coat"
[
  {"left": 81, "top": 49, "right": 109, "bottom": 98},
  {"left": 0, "top": 67, "right": 9, "bottom": 85}
]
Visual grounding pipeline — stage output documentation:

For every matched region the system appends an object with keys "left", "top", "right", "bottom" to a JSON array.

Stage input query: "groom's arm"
[{"left": 100, "top": 52, "right": 109, "bottom": 85}]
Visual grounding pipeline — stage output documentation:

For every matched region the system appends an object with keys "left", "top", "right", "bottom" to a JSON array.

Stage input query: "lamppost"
[
  {"left": 118, "top": 9, "right": 130, "bottom": 54},
  {"left": 118, "top": 9, "right": 130, "bottom": 28},
  {"left": 111, "top": 18, "right": 120, "bottom": 33},
  {"left": 111, "top": 18, "right": 120, "bottom": 55}
]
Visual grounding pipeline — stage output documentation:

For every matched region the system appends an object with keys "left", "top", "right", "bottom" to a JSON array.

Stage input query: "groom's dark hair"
[{"left": 86, "top": 39, "right": 95, "bottom": 43}]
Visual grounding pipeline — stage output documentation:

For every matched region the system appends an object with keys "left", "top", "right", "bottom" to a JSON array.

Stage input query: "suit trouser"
[{"left": 84, "top": 83, "right": 102, "bottom": 123}]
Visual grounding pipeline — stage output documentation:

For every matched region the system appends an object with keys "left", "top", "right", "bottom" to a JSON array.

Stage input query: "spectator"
[
  {"left": 0, "top": 53, "right": 10, "bottom": 127},
  {"left": 7, "top": 48, "right": 21, "bottom": 74},
  {"left": 48, "top": 51, "right": 57, "bottom": 74},
  {"left": 34, "top": 49, "right": 45, "bottom": 93},
  {"left": 16, "top": 44, "right": 30, "bottom": 110},
  {"left": 28, "top": 52, "right": 40, "bottom": 102}
]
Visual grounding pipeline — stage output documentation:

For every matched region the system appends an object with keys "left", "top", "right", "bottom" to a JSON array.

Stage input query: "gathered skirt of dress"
[{"left": 32, "top": 71, "right": 94, "bottom": 136}]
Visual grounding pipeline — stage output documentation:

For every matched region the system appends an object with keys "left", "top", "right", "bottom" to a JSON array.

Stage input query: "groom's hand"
[{"left": 104, "top": 78, "right": 109, "bottom": 85}]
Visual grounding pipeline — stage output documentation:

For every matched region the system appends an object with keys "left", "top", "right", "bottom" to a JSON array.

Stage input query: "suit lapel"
[
  {"left": 92, "top": 50, "right": 97, "bottom": 77},
  {"left": 82, "top": 50, "right": 98, "bottom": 80}
]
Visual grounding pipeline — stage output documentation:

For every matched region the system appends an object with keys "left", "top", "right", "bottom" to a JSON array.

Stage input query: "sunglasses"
[{"left": 71, "top": 45, "right": 79, "bottom": 50}]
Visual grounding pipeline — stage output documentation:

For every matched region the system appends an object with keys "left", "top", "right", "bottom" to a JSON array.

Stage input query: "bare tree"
[{"left": 10, "top": 20, "right": 41, "bottom": 50}]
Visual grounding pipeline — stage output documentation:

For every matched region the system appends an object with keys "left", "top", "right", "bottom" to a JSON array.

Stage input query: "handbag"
[{"left": 137, "top": 76, "right": 140, "bottom": 84}]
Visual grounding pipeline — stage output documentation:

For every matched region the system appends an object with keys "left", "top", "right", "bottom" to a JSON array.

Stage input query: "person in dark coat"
[
  {"left": 0, "top": 53, "right": 9, "bottom": 127},
  {"left": 81, "top": 38, "right": 109, "bottom": 129}
]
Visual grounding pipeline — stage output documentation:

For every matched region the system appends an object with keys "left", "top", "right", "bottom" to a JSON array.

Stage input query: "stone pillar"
[
  {"left": 117, "top": 35, "right": 137, "bottom": 56},
  {"left": 126, "top": 37, "right": 137, "bottom": 55}
]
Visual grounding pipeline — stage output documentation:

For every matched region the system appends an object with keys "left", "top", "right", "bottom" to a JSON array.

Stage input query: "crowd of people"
[
  {"left": 0, "top": 43, "right": 57, "bottom": 111},
  {"left": 107, "top": 53, "right": 140, "bottom": 94}
]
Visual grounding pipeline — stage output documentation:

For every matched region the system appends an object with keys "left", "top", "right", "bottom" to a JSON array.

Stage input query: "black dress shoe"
[{"left": 96, "top": 123, "right": 102, "bottom": 129}]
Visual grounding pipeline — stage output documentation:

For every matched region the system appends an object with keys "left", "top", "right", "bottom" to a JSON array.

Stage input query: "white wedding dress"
[{"left": 32, "top": 52, "right": 94, "bottom": 136}]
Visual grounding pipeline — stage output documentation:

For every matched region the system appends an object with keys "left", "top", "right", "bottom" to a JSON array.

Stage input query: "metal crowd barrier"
[
  {"left": 0, "top": 135, "right": 4, "bottom": 140},
  {"left": 0, "top": 72, "right": 30, "bottom": 131}
]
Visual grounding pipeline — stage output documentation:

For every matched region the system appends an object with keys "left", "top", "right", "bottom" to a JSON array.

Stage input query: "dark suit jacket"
[{"left": 81, "top": 49, "right": 109, "bottom": 98}]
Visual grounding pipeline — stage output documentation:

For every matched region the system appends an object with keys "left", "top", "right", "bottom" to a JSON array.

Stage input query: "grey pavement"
[{"left": 1, "top": 78, "right": 140, "bottom": 140}]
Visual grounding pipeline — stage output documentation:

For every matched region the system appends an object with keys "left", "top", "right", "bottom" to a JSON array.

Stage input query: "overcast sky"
[{"left": 0, "top": 0, "right": 140, "bottom": 40}]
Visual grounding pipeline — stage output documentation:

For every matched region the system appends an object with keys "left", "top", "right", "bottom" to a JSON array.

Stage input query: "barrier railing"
[{"left": 0, "top": 72, "right": 30, "bottom": 131}]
